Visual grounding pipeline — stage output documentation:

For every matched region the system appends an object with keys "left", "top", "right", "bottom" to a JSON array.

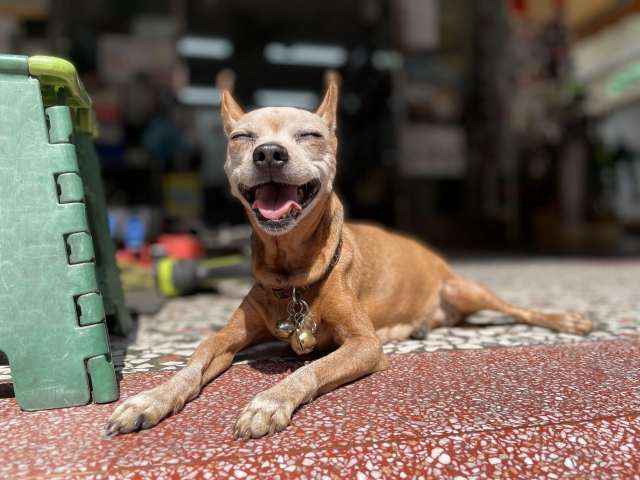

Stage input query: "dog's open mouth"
[{"left": 239, "top": 179, "right": 321, "bottom": 225}]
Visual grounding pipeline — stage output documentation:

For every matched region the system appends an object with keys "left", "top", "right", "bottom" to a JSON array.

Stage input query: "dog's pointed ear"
[
  {"left": 316, "top": 83, "right": 338, "bottom": 132},
  {"left": 221, "top": 91, "right": 244, "bottom": 137}
]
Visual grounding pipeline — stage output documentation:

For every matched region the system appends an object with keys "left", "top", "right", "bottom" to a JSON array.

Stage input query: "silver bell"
[{"left": 274, "top": 319, "right": 295, "bottom": 339}]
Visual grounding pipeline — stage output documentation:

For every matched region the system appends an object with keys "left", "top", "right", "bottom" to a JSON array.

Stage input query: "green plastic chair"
[{"left": 0, "top": 54, "right": 130, "bottom": 410}]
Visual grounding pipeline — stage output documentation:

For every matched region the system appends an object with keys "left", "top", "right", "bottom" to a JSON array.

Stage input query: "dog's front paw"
[
  {"left": 555, "top": 312, "right": 593, "bottom": 335},
  {"left": 234, "top": 391, "right": 294, "bottom": 440},
  {"left": 104, "top": 388, "right": 177, "bottom": 437}
]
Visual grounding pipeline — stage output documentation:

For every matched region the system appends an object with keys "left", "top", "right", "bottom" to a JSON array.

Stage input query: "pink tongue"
[{"left": 252, "top": 183, "right": 302, "bottom": 220}]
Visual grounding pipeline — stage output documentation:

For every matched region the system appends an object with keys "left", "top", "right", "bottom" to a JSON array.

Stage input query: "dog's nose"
[{"left": 252, "top": 144, "right": 289, "bottom": 167}]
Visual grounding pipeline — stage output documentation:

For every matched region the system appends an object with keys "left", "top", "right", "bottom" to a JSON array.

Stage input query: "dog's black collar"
[{"left": 261, "top": 235, "right": 343, "bottom": 300}]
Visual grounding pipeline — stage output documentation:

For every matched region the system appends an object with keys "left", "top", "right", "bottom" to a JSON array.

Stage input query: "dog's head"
[{"left": 221, "top": 84, "right": 338, "bottom": 235}]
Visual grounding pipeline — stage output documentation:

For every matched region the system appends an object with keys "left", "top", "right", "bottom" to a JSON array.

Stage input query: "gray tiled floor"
[{"left": 0, "top": 259, "right": 638, "bottom": 381}]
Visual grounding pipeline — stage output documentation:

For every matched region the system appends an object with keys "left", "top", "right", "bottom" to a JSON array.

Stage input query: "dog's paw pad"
[
  {"left": 410, "top": 323, "right": 431, "bottom": 340},
  {"left": 557, "top": 313, "right": 593, "bottom": 335},
  {"left": 104, "top": 391, "right": 173, "bottom": 437},
  {"left": 233, "top": 392, "right": 293, "bottom": 440}
]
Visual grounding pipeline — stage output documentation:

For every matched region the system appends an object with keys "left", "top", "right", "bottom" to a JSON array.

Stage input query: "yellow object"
[
  {"left": 156, "top": 258, "right": 179, "bottom": 297},
  {"left": 118, "top": 263, "right": 156, "bottom": 291},
  {"left": 28, "top": 56, "right": 99, "bottom": 136},
  {"left": 202, "top": 254, "right": 244, "bottom": 269}
]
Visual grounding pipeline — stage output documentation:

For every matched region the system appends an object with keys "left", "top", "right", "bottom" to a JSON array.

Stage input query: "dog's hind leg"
[
  {"left": 410, "top": 302, "right": 462, "bottom": 339},
  {"left": 440, "top": 276, "right": 592, "bottom": 335}
]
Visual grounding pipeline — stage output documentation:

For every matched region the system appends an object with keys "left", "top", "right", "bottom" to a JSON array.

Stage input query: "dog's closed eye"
[
  {"left": 297, "top": 132, "right": 323, "bottom": 141},
  {"left": 231, "top": 132, "right": 254, "bottom": 141}
]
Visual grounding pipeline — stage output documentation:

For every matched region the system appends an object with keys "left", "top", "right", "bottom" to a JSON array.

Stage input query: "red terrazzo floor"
[{"left": 2, "top": 340, "right": 640, "bottom": 479}]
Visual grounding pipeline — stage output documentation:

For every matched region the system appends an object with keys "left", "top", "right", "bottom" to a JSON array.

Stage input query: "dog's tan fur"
[{"left": 105, "top": 85, "right": 592, "bottom": 440}]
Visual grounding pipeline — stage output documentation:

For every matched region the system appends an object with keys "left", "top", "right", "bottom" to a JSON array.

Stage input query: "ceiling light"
[
  {"left": 371, "top": 50, "right": 404, "bottom": 70},
  {"left": 264, "top": 43, "right": 348, "bottom": 67},
  {"left": 177, "top": 86, "right": 222, "bottom": 106},
  {"left": 253, "top": 89, "right": 320, "bottom": 110},
  {"left": 177, "top": 37, "right": 233, "bottom": 60}
]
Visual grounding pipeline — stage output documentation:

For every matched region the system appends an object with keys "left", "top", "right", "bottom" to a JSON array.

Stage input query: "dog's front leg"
[
  {"left": 234, "top": 296, "right": 387, "bottom": 440},
  {"left": 105, "top": 298, "right": 266, "bottom": 436}
]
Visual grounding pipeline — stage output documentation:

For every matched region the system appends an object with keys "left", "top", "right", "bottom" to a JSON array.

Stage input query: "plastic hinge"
[
  {"left": 46, "top": 106, "right": 73, "bottom": 144},
  {"left": 76, "top": 292, "right": 106, "bottom": 326},
  {"left": 67, "top": 232, "right": 95, "bottom": 264},
  {"left": 57, "top": 173, "right": 85, "bottom": 204}
]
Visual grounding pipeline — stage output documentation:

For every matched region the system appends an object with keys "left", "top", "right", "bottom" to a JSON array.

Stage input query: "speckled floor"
[
  {"left": 73, "top": 260, "right": 640, "bottom": 375},
  {"left": 1, "top": 259, "right": 639, "bottom": 479},
  {"left": 2, "top": 341, "right": 640, "bottom": 479}
]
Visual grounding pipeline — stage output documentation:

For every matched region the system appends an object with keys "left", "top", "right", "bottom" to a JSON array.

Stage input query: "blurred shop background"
[{"left": 1, "top": 0, "right": 639, "bottom": 301}]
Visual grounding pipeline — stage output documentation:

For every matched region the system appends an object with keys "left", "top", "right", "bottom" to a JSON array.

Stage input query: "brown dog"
[{"left": 105, "top": 84, "right": 592, "bottom": 440}]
